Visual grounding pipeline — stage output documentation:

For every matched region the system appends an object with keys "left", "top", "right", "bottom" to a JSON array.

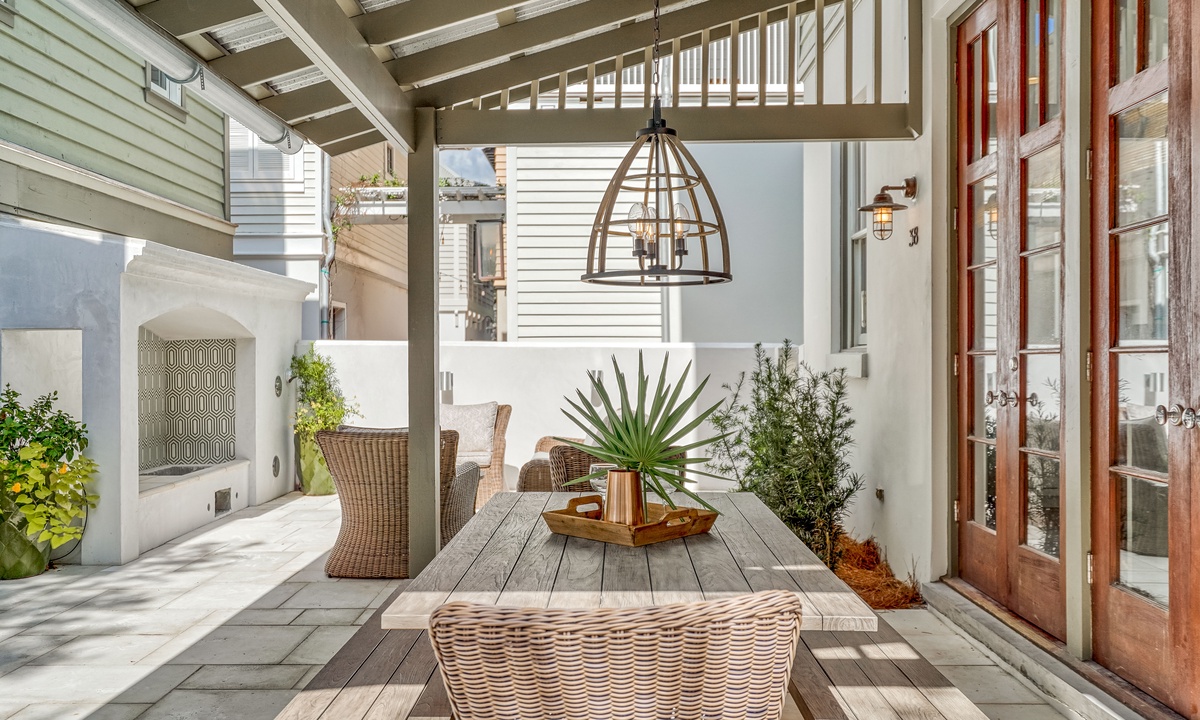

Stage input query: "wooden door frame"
[{"left": 1089, "top": 0, "right": 1196, "bottom": 711}]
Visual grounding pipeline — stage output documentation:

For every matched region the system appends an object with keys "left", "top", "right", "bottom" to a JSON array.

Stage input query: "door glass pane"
[
  {"left": 1024, "top": 354, "right": 1061, "bottom": 451},
  {"left": 1117, "top": 223, "right": 1170, "bottom": 344},
  {"left": 1024, "top": 251, "right": 1061, "bottom": 347},
  {"left": 972, "top": 265, "right": 999, "bottom": 350},
  {"left": 1116, "top": 93, "right": 1169, "bottom": 227},
  {"left": 1045, "top": 0, "right": 1060, "bottom": 121},
  {"left": 973, "top": 441, "right": 997, "bottom": 530},
  {"left": 972, "top": 175, "right": 999, "bottom": 263},
  {"left": 972, "top": 355, "right": 998, "bottom": 439},
  {"left": 1146, "top": 0, "right": 1168, "bottom": 68},
  {"left": 1025, "top": 453, "right": 1060, "bottom": 556},
  {"left": 1118, "top": 474, "right": 1169, "bottom": 606},
  {"left": 1115, "top": 353, "right": 1169, "bottom": 473},
  {"left": 1115, "top": 0, "right": 1138, "bottom": 83},
  {"left": 972, "top": 38, "right": 983, "bottom": 160},
  {"left": 1026, "top": 146, "right": 1062, "bottom": 250},
  {"left": 1025, "top": 0, "right": 1041, "bottom": 130},
  {"left": 985, "top": 26, "right": 998, "bottom": 155}
]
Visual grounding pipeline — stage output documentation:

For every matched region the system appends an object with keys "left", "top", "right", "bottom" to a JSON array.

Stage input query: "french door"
[
  {"left": 955, "top": 0, "right": 1067, "bottom": 641},
  {"left": 1090, "top": 0, "right": 1198, "bottom": 711}
]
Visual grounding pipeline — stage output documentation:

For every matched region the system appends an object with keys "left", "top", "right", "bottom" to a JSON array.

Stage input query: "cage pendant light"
[{"left": 582, "top": 0, "right": 731, "bottom": 286}]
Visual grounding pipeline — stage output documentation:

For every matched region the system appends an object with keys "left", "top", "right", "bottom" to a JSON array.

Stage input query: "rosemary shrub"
[{"left": 710, "top": 341, "right": 865, "bottom": 569}]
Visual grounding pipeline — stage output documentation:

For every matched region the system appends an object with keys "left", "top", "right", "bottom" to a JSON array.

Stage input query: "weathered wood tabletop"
[{"left": 382, "top": 491, "right": 876, "bottom": 633}]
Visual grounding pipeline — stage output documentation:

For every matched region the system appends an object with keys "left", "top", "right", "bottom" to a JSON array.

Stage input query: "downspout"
[{"left": 320, "top": 151, "right": 335, "bottom": 339}]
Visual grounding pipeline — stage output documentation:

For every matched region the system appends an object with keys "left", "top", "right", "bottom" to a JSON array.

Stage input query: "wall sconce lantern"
[
  {"left": 859, "top": 177, "right": 918, "bottom": 241},
  {"left": 440, "top": 371, "right": 454, "bottom": 405},
  {"left": 588, "top": 370, "right": 604, "bottom": 406},
  {"left": 983, "top": 193, "right": 999, "bottom": 240}
]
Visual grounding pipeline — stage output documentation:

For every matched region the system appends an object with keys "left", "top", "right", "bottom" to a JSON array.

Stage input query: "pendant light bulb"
[
  {"left": 628, "top": 203, "right": 647, "bottom": 256},
  {"left": 672, "top": 203, "right": 690, "bottom": 256}
]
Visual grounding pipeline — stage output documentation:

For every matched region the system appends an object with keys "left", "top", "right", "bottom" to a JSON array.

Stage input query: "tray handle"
[
  {"left": 565, "top": 494, "right": 604, "bottom": 519},
  {"left": 661, "top": 507, "right": 700, "bottom": 527}
]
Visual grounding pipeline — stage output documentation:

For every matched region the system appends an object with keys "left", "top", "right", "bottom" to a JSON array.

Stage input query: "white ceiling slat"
[{"left": 354, "top": 0, "right": 527, "bottom": 47}]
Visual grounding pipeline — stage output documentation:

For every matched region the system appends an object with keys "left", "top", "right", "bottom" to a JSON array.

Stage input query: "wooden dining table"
[{"left": 382, "top": 490, "right": 876, "bottom": 632}]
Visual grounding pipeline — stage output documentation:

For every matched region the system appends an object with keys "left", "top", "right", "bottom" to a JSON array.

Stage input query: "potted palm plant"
[
  {"left": 556, "top": 353, "right": 729, "bottom": 527},
  {"left": 290, "top": 348, "right": 358, "bottom": 495}
]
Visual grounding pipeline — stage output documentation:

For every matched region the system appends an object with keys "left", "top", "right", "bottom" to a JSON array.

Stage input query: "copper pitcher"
[{"left": 604, "top": 470, "right": 645, "bottom": 525}]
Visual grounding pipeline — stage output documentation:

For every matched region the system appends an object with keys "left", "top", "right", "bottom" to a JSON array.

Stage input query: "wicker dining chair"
[
  {"left": 548, "top": 443, "right": 602, "bottom": 492},
  {"left": 429, "top": 590, "right": 803, "bottom": 720},
  {"left": 516, "top": 436, "right": 586, "bottom": 492},
  {"left": 316, "top": 428, "right": 477, "bottom": 578}
]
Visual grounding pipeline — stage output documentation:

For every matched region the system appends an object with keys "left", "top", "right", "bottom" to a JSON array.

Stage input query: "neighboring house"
[{"left": 0, "top": 0, "right": 233, "bottom": 254}]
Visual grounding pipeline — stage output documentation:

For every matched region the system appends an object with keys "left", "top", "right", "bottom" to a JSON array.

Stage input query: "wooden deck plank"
[
  {"left": 728, "top": 492, "right": 877, "bottom": 631},
  {"left": 318, "top": 629, "right": 424, "bottom": 720},
  {"left": 361, "top": 632, "right": 443, "bottom": 720},
  {"left": 275, "top": 586, "right": 406, "bottom": 720},
  {"left": 380, "top": 491, "right": 524, "bottom": 628},
  {"left": 494, "top": 492, "right": 575, "bottom": 608},
  {"left": 832, "top": 630, "right": 946, "bottom": 719},
  {"left": 790, "top": 640, "right": 854, "bottom": 720},
  {"left": 802, "top": 631, "right": 904, "bottom": 720},
  {"left": 868, "top": 619, "right": 990, "bottom": 719},
  {"left": 702, "top": 493, "right": 827, "bottom": 630},
  {"left": 406, "top": 658, "right": 452, "bottom": 720}
]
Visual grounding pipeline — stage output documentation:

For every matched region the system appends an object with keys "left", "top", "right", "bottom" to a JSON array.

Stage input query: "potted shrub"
[
  {"left": 291, "top": 347, "right": 358, "bottom": 495},
  {"left": 0, "top": 387, "right": 98, "bottom": 580},
  {"left": 557, "top": 353, "right": 728, "bottom": 525}
]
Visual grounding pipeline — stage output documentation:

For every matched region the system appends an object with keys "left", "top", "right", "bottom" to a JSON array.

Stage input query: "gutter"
[{"left": 56, "top": 0, "right": 307, "bottom": 155}]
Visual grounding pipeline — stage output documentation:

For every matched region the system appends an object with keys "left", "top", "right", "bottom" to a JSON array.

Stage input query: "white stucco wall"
[
  {"left": 308, "top": 340, "right": 782, "bottom": 489},
  {"left": 0, "top": 213, "right": 311, "bottom": 564},
  {"left": 801, "top": 0, "right": 959, "bottom": 583}
]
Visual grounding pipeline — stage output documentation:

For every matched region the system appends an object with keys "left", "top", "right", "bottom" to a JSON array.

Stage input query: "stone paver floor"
[{"left": 0, "top": 492, "right": 1068, "bottom": 720}]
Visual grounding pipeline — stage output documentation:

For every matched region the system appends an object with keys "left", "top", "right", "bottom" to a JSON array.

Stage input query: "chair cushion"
[
  {"left": 457, "top": 450, "right": 491, "bottom": 467},
  {"left": 441, "top": 402, "right": 498, "bottom": 456}
]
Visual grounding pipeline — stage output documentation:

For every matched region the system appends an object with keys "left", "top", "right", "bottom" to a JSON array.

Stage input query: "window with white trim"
[
  {"left": 148, "top": 65, "right": 183, "bottom": 107},
  {"left": 228, "top": 120, "right": 296, "bottom": 180},
  {"left": 834, "top": 142, "right": 868, "bottom": 352}
]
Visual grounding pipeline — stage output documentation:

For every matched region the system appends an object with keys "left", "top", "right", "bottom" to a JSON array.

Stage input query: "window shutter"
[
  {"left": 254, "top": 144, "right": 291, "bottom": 179},
  {"left": 229, "top": 122, "right": 252, "bottom": 179}
]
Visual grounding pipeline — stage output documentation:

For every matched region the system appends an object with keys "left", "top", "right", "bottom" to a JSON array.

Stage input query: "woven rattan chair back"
[
  {"left": 316, "top": 428, "right": 459, "bottom": 579},
  {"left": 547, "top": 444, "right": 602, "bottom": 492},
  {"left": 429, "top": 590, "right": 803, "bottom": 720}
]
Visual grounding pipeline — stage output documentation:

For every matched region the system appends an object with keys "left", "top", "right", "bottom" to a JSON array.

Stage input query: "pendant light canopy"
[{"left": 582, "top": 1, "right": 731, "bottom": 286}]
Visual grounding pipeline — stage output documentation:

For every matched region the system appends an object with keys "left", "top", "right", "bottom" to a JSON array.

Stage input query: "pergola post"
[{"left": 407, "top": 107, "right": 440, "bottom": 572}]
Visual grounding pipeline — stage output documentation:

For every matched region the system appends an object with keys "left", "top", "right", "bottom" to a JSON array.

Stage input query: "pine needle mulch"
[{"left": 834, "top": 535, "right": 923, "bottom": 610}]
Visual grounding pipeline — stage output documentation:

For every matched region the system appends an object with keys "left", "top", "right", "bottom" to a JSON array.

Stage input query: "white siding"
[
  {"left": 229, "top": 121, "right": 324, "bottom": 255},
  {"left": 510, "top": 146, "right": 664, "bottom": 341}
]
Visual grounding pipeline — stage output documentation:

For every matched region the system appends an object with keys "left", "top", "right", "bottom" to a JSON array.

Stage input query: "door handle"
[
  {"left": 1003, "top": 391, "right": 1018, "bottom": 407},
  {"left": 1155, "top": 404, "right": 1183, "bottom": 426}
]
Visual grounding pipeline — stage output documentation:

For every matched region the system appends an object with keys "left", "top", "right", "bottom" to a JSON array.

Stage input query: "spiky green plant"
[{"left": 557, "top": 352, "right": 730, "bottom": 512}]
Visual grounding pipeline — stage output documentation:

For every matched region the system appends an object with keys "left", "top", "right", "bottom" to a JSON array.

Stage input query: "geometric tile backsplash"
[{"left": 138, "top": 328, "right": 237, "bottom": 471}]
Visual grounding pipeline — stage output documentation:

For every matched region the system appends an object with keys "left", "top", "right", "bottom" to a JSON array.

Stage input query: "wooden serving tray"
[{"left": 542, "top": 494, "right": 718, "bottom": 547}]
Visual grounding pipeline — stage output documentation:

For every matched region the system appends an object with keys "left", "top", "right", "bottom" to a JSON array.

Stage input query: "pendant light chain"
[{"left": 651, "top": 0, "right": 661, "bottom": 101}]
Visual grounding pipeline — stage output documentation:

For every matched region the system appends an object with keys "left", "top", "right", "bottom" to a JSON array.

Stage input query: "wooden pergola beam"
[
  {"left": 209, "top": 39, "right": 312, "bottom": 88},
  {"left": 353, "top": 0, "right": 525, "bottom": 47},
  {"left": 435, "top": 104, "right": 917, "bottom": 145},
  {"left": 293, "top": 107, "right": 375, "bottom": 145},
  {"left": 251, "top": 0, "right": 416, "bottom": 151},
  {"left": 138, "top": 0, "right": 260, "bottom": 37},
  {"left": 259, "top": 81, "right": 351, "bottom": 123},
  {"left": 386, "top": 0, "right": 691, "bottom": 86},
  {"left": 407, "top": 0, "right": 791, "bottom": 109},
  {"left": 320, "top": 130, "right": 386, "bottom": 157}
]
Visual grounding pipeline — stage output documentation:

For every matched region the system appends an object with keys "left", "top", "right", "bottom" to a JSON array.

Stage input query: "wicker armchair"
[
  {"left": 429, "top": 590, "right": 803, "bottom": 720},
  {"left": 517, "top": 436, "right": 585, "bottom": 492},
  {"left": 548, "top": 443, "right": 601, "bottom": 492},
  {"left": 316, "top": 428, "right": 476, "bottom": 578},
  {"left": 440, "top": 404, "right": 511, "bottom": 509}
]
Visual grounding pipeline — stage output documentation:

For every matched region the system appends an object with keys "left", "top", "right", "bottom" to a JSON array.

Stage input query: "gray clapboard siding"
[
  {"left": 0, "top": 0, "right": 226, "bottom": 218},
  {"left": 511, "top": 145, "right": 663, "bottom": 341}
]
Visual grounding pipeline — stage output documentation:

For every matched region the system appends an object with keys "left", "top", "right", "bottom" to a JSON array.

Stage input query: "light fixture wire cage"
[{"left": 582, "top": 104, "right": 732, "bottom": 286}]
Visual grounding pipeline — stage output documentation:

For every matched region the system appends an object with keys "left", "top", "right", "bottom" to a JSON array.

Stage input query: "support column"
[
  {"left": 1061, "top": 0, "right": 1093, "bottom": 660},
  {"left": 407, "top": 107, "right": 440, "bottom": 572}
]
